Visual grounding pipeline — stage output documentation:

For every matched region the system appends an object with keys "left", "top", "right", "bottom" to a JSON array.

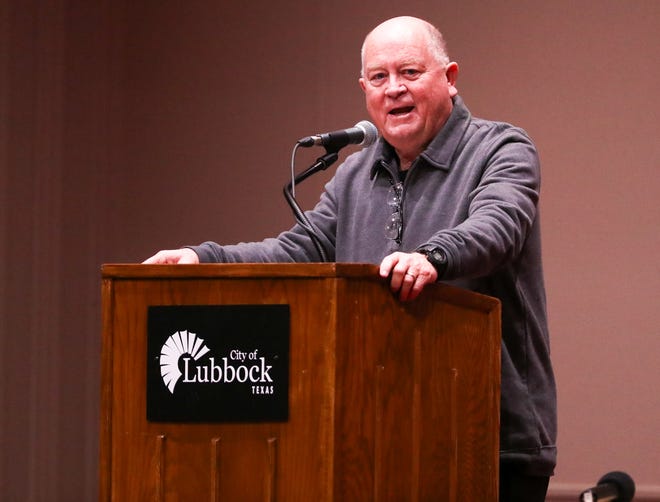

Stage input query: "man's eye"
[
  {"left": 369, "top": 73, "right": 386, "bottom": 86},
  {"left": 403, "top": 69, "right": 421, "bottom": 78}
]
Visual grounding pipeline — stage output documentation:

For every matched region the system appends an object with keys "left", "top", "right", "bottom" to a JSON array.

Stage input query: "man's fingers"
[{"left": 141, "top": 249, "right": 199, "bottom": 264}]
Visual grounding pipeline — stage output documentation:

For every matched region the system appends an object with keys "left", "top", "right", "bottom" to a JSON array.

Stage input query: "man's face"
[{"left": 359, "top": 22, "right": 458, "bottom": 160}]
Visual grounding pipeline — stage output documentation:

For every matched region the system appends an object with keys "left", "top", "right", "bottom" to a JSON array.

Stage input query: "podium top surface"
[
  {"left": 102, "top": 263, "right": 379, "bottom": 280},
  {"left": 101, "top": 263, "right": 500, "bottom": 313}
]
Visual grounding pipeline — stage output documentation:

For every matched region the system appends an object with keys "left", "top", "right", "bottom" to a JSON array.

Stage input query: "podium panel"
[{"left": 100, "top": 263, "right": 500, "bottom": 501}]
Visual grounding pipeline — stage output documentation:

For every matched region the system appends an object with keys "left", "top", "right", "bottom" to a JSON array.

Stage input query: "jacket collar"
[{"left": 370, "top": 95, "right": 472, "bottom": 179}]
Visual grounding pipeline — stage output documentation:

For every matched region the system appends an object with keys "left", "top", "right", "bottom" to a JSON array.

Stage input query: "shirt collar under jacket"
[{"left": 369, "top": 95, "right": 472, "bottom": 179}]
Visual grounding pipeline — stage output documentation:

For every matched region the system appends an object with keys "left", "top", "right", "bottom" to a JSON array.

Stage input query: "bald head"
[
  {"left": 361, "top": 16, "right": 450, "bottom": 76},
  {"left": 358, "top": 15, "right": 459, "bottom": 164}
]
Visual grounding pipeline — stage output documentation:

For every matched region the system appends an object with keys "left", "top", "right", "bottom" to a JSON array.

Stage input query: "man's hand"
[
  {"left": 379, "top": 251, "right": 438, "bottom": 302},
  {"left": 142, "top": 248, "right": 200, "bottom": 264}
]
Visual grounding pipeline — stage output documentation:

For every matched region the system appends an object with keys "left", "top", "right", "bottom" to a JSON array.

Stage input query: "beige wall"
[{"left": 2, "top": 0, "right": 659, "bottom": 499}]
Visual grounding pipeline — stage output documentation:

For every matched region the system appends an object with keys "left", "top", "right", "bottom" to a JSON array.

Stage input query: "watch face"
[
  {"left": 424, "top": 249, "right": 447, "bottom": 277},
  {"left": 428, "top": 249, "right": 446, "bottom": 265},
  {"left": 418, "top": 247, "right": 447, "bottom": 271}
]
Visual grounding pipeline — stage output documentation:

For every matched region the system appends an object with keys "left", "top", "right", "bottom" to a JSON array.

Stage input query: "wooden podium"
[{"left": 100, "top": 263, "right": 501, "bottom": 501}]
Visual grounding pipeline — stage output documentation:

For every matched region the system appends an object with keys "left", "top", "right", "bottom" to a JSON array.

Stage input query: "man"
[{"left": 145, "top": 16, "right": 557, "bottom": 500}]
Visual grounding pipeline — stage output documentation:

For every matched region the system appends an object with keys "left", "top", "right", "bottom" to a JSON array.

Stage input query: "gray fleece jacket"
[{"left": 192, "top": 96, "right": 557, "bottom": 475}]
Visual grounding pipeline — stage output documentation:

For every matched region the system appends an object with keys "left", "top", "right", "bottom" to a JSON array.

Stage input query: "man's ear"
[
  {"left": 445, "top": 62, "right": 459, "bottom": 96},
  {"left": 359, "top": 77, "right": 367, "bottom": 93}
]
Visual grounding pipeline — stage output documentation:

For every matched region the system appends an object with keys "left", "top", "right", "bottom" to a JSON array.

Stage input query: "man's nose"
[{"left": 384, "top": 76, "right": 407, "bottom": 98}]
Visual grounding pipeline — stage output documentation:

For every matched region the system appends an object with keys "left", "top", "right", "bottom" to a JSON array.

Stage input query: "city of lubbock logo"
[{"left": 160, "top": 330, "right": 210, "bottom": 394}]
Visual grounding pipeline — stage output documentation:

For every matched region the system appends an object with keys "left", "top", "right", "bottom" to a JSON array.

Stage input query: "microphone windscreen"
[
  {"left": 598, "top": 471, "right": 635, "bottom": 502},
  {"left": 355, "top": 120, "right": 378, "bottom": 147}
]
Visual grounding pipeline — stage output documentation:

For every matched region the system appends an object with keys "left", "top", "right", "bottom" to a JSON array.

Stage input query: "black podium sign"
[{"left": 146, "top": 304, "right": 290, "bottom": 422}]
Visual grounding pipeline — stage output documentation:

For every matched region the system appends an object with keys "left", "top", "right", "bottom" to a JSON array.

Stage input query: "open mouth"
[{"left": 389, "top": 106, "right": 414, "bottom": 116}]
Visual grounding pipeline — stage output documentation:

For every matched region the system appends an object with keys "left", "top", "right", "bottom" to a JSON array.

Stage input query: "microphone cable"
[{"left": 283, "top": 144, "right": 338, "bottom": 262}]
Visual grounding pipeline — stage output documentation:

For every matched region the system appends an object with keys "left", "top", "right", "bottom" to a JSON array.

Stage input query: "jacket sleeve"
[{"left": 429, "top": 127, "right": 541, "bottom": 280}]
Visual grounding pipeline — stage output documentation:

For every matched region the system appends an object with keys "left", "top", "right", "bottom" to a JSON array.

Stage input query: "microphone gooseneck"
[{"left": 285, "top": 120, "right": 378, "bottom": 261}]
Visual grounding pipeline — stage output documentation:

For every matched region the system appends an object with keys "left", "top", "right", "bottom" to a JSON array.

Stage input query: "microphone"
[
  {"left": 297, "top": 120, "right": 378, "bottom": 151},
  {"left": 579, "top": 471, "right": 635, "bottom": 502}
]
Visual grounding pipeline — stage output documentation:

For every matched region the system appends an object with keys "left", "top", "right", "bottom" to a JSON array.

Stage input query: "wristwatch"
[{"left": 416, "top": 246, "right": 448, "bottom": 278}]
